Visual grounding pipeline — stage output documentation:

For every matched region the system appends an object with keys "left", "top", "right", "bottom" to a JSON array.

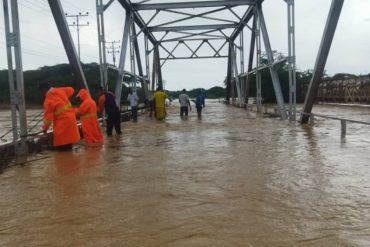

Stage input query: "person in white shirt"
[
  {"left": 178, "top": 89, "right": 192, "bottom": 117},
  {"left": 127, "top": 88, "right": 139, "bottom": 122}
]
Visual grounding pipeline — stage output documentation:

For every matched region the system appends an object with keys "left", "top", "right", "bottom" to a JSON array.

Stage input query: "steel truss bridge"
[
  {"left": 2, "top": 0, "right": 345, "bottom": 154},
  {"left": 315, "top": 75, "right": 370, "bottom": 104}
]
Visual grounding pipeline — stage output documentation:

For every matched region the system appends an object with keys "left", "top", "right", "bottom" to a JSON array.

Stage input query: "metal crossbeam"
[
  {"left": 159, "top": 8, "right": 235, "bottom": 26},
  {"left": 161, "top": 30, "right": 224, "bottom": 42},
  {"left": 149, "top": 24, "right": 238, "bottom": 32},
  {"left": 159, "top": 38, "right": 228, "bottom": 66},
  {"left": 133, "top": 0, "right": 255, "bottom": 10},
  {"left": 230, "top": 5, "right": 254, "bottom": 41},
  {"left": 160, "top": 56, "right": 228, "bottom": 60},
  {"left": 161, "top": 37, "right": 225, "bottom": 43},
  {"left": 117, "top": 0, "right": 157, "bottom": 44}
]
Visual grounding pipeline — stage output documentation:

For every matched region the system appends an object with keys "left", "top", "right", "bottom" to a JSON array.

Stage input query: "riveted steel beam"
[
  {"left": 301, "top": 0, "right": 344, "bottom": 123},
  {"left": 149, "top": 24, "right": 238, "bottom": 32},
  {"left": 133, "top": 0, "right": 255, "bottom": 10}
]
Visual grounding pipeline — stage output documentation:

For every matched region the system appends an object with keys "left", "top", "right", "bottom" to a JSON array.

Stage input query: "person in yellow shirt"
[{"left": 153, "top": 86, "right": 168, "bottom": 120}]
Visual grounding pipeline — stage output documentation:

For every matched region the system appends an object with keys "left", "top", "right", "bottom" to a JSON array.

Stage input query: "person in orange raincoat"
[
  {"left": 75, "top": 89, "right": 104, "bottom": 146},
  {"left": 39, "top": 83, "right": 80, "bottom": 151}
]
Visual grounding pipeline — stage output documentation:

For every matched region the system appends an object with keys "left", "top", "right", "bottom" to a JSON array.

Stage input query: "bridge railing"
[
  {"left": 223, "top": 101, "right": 370, "bottom": 137},
  {"left": 300, "top": 112, "right": 370, "bottom": 137}
]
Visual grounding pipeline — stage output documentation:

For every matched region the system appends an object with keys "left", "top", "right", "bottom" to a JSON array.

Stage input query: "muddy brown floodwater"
[{"left": 1, "top": 101, "right": 370, "bottom": 246}]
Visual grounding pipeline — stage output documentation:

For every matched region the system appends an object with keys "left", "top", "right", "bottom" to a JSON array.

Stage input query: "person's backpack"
[{"left": 195, "top": 95, "right": 203, "bottom": 106}]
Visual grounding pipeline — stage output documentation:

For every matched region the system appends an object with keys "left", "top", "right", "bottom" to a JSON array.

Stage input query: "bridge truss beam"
[
  {"left": 132, "top": 1, "right": 255, "bottom": 11},
  {"left": 2, "top": 0, "right": 28, "bottom": 154},
  {"left": 301, "top": 0, "right": 344, "bottom": 123}
]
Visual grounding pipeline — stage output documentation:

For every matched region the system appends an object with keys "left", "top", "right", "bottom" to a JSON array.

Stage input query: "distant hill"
[
  {"left": 1, "top": 62, "right": 366, "bottom": 106},
  {"left": 167, "top": 86, "right": 226, "bottom": 100},
  {"left": 0, "top": 63, "right": 225, "bottom": 106},
  {"left": 0, "top": 63, "right": 128, "bottom": 105}
]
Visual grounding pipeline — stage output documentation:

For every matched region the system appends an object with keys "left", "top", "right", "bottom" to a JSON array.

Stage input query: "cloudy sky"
[{"left": 0, "top": 0, "right": 369, "bottom": 91}]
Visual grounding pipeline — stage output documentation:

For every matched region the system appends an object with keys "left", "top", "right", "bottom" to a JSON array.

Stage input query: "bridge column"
[
  {"left": 144, "top": 34, "right": 151, "bottom": 97},
  {"left": 245, "top": 15, "right": 257, "bottom": 106},
  {"left": 3, "top": 0, "right": 28, "bottom": 155},
  {"left": 96, "top": 0, "right": 108, "bottom": 90},
  {"left": 115, "top": 11, "right": 130, "bottom": 106},
  {"left": 300, "top": 0, "right": 344, "bottom": 123},
  {"left": 226, "top": 43, "right": 233, "bottom": 104},
  {"left": 255, "top": 11, "right": 262, "bottom": 114},
  {"left": 151, "top": 46, "right": 162, "bottom": 90},
  {"left": 129, "top": 12, "right": 137, "bottom": 93},
  {"left": 239, "top": 30, "right": 245, "bottom": 105},
  {"left": 231, "top": 46, "right": 243, "bottom": 106},
  {"left": 287, "top": 0, "right": 297, "bottom": 121},
  {"left": 257, "top": 4, "right": 287, "bottom": 119}
]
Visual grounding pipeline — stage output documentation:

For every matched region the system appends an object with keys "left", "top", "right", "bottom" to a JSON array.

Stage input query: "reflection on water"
[{"left": 1, "top": 101, "right": 370, "bottom": 246}]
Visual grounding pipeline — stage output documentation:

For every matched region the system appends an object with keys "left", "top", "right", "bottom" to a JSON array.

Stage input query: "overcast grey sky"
[{"left": 0, "top": 0, "right": 369, "bottom": 91}]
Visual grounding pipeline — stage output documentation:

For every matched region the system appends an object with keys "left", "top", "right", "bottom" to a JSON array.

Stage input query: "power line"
[
  {"left": 18, "top": 0, "right": 53, "bottom": 18},
  {"left": 106, "top": 40, "right": 121, "bottom": 66},
  {"left": 61, "top": 0, "right": 81, "bottom": 12},
  {"left": 65, "top": 12, "right": 89, "bottom": 60}
]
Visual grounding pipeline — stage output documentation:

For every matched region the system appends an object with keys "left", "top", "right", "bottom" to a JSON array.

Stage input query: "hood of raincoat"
[{"left": 77, "top": 89, "right": 90, "bottom": 101}]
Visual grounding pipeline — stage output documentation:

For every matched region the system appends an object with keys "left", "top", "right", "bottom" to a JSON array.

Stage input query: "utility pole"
[
  {"left": 65, "top": 12, "right": 89, "bottom": 60},
  {"left": 106, "top": 40, "right": 120, "bottom": 67}
]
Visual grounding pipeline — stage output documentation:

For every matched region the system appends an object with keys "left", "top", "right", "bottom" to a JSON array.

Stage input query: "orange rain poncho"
[
  {"left": 76, "top": 89, "right": 104, "bottom": 145},
  {"left": 42, "top": 87, "right": 80, "bottom": 147}
]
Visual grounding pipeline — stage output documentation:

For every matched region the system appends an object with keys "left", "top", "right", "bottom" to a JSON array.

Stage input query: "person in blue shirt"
[{"left": 195, "top": 89, "right": 205, "bottom": 118}]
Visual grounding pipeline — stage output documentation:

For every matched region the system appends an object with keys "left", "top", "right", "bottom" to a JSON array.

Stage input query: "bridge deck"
[{"left": 1, "top": 101, "right": 370, "bottom": 246}]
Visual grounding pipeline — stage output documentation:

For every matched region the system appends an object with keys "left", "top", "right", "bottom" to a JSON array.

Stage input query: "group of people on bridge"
[{"left": 38, "top": 83, "right": 205, "bottom": 151}]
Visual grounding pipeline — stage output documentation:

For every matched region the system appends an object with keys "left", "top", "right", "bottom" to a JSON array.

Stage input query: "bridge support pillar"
[
  {"left": 96, "top": 0, "right": 108, "bottom": 90},
  {"left": 300, "top": 0, "right": 344, "bottom": 124},
  {"left": 245, "top": 15, "right": 257, "bottom": 107},
  {"left": 287, "top": 0, "right": 297, "bottom": 121},
  {"left": 257, "top": 4, "right": 287, "bottom": 119},
  {"left": 3, "top": 0, "right": 28, "bottom": 155},
  {"left": 151, "top": 46, "right": 162, "bottom": 90},
  {"left": 226, "top": 43, "right": 233, "bottom": 104},
  {"left": 115, "top": 11, "right": 130, "bottom": 106},
  {"left": 231, "top": 45, "right": 243, "bottom": 106},
  {"left": 255, "top": 11, "right": 262, "bottom": 114}
]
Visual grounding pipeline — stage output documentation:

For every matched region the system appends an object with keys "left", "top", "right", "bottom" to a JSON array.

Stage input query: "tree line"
[{"left": 0, "top": 59, "right": 363, "bottom": 106}]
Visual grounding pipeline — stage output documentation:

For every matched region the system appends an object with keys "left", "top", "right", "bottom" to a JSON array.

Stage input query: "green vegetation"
[
  {"left": 0, "top": 59, "right": 365, "bottom": 106},
  {"left": 167, "top": 86, "right": 225, "bottom": 100},
  {"left": 0, "top": 63, "right": 128, "bottom": 106},
  {"left": 0, "top": 63, "right": 225, "bottom": 106}
]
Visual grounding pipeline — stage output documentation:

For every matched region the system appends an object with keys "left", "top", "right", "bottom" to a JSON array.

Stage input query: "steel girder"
[
  {"left": 257, "top": 4, "right": 287, "bottom": 119},
  {"left": 301, "top": 0, "right": 344, "bottom": 124},
  {"left": 149, "top": 24, "right": 238, "bottom": 32},
  {"left": 3, "top": 0, "right": 28, "bottom": 154},
  {"left": 133, "top": 1, "right": 256, "bottom": 10},
  {"left": 108, "top": 0, "right": 295, "bottom": 121},
  {"left": 116, "top": 0, "right": 259, "bottom": 63},
  {"left": 117, "top": 0, "right": 158, "bottom": 45}
]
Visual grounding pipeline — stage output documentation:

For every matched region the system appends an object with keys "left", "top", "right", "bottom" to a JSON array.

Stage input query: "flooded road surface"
[{"left": 1, "top": 101, "right": 370, "bottom": 246}]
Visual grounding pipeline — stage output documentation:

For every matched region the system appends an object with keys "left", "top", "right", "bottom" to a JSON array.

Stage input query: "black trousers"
[
  {"left": 54, "top": 144, "right": 72, "bottom": 151},
  {"left": 180, "top": 106, "right": 189, "bottom": 116},
  {"left": 131, "top": 106, "right": 138, "bottom": 121},
  {"left": 196, "top": 106, "right": 202, "bottom": 117},
  {"left": 107, "top": 112, "right": 122, "bottom": 136}
]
